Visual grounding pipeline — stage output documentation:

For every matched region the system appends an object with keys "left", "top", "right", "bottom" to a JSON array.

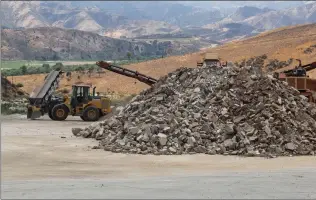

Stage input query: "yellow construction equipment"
[{"left": 27, "top": 70, "right": 111, "bottom": 121}]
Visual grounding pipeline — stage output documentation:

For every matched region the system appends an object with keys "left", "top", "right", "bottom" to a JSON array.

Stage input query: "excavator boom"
[
  {"left": 281, "top": 60, "right": 316, "bottom": 76},
  {"left": 96, "top": 61, "right": 157, "bottom": 86}
]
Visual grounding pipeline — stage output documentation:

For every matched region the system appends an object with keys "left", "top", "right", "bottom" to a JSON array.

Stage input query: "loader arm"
[
  {"left": 96, "top": 61, "right": 157, "bottom": 86},
  {"left": 27, "top": 70, "right": 64, "bottom": 119}
]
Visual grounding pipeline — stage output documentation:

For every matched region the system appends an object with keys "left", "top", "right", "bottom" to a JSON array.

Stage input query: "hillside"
[
  {"left": 13, "top": 23, "right": 316, "bottom": 95},
  {"left": 1, "top": 1, "right": 181, "bottom": 36},
  {"left": 244, "top": 2, "right": 316, "bottom": 30},
  {"left": 1, "top": 27, "right": 204, "bottom": 61},
  {"left": 103, "top": 20, "right": 180, "bottom": 38},
  {"left": 3, "top": 1, "right": 316, "bottom": 43}
]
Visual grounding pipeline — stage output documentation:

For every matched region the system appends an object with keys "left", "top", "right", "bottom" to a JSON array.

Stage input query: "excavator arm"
[
  {"left": 281, "top": 60, "right": 316, "bottom": 76},
  {"left": 96, "top": 61, "right": 158, "bottom": 86}
]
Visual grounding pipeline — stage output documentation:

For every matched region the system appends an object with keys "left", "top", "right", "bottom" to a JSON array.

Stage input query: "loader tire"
[
  {"left": 52, "top": 104, "right": 68, "bottom": 121},
  {"left": 48, "top": 109, "right": 55, "bottom": 120},
  {"left": 80, "top": 116, "right": 86, "bottom": 121},
  {"left": 83, "top": 106, "right": 100, "bottom": 121}
]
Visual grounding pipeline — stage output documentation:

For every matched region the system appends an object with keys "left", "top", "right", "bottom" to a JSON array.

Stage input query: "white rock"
[
  {"left": 194, "top": 87, "right": 201, "bottom": 93},
  {"left": 158, "top": 133, "right": 167, "bottom": 146}
]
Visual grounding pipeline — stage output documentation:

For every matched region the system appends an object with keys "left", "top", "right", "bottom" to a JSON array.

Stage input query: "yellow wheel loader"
[
  {"left": 28, "top": 61, "right": 158, "bottom": 121},
  {"left": 27, "top": 70, "right": 111, "bottom": 121}
]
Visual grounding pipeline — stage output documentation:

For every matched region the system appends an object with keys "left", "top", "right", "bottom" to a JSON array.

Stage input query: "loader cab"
[{"left": 71, "top": 84, "right": 93, "bottom": 107}]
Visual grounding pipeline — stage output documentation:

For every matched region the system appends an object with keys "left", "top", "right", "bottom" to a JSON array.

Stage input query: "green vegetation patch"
[{"left": 2, "top": 56, "right": 162, "bottom": 77}]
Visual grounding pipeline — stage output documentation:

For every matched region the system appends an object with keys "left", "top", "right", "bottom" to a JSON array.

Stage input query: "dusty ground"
[{"left": 2, "top": 114, "right": 316, "bottom": 199}]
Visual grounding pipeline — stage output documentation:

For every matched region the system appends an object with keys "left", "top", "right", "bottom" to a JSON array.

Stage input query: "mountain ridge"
[{"left": 1, "top": 26, "right": 215, "bottom": 60}]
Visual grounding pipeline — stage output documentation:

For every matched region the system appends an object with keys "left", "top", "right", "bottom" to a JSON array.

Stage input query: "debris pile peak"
[{"left": 73, "top": 65, "right": 316, "bottom": 157}]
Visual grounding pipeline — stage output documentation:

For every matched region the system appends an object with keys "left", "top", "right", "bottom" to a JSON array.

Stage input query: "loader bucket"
[{"left": 27, "top": 106, "right": 42, "bottom": 120}]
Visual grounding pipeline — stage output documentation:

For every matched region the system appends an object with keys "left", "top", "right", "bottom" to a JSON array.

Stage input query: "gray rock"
[
  {"left": 264, "top": 125, "right": 271, "bottom": 135},
  {"left": 72, "top": 128, "right": 83, "bottom": 136},
  {"left": 223, "top": 124, "right": 235, "bottom": 135},
  {"left": 285, "top": 142, "right": 296, "bottom": 151},
  {"left": 137, "top": 135, "right": 143, "bottom": 141},
  {"left": 142, "top": 133, "right": 150, "bottom": 142},
  {"left": 223, "top": 139, "right": 235, "bottom": 150},
  {"left": 129, "top": 127, "right": 139, "bottom": 135},
  {"left": 169, "top": 147, "right": 177, "bottom": 153},
  {"left": 194, "top": 87, "right": 201, "bottom": 93},
  {"left": 158, "top": 133, "right": 167, "bottom": 146},
  {"left": 194, "top": 113, "right": 201, "bottom": 118},
  {"left": 82, "top": 130, "right": 91, "bottom": 138},
  {"left": 187, "top": 136, "right": 196, "bottom": 146}
]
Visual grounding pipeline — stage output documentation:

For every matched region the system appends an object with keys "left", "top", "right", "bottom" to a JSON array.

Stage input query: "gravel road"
[{"left": 2, "top": 115, "right": 316, "bottom": 199}]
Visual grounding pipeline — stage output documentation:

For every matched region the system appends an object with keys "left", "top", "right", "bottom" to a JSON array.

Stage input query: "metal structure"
[
  {"left": 197, "top": 53, "right": 227, "bottom": 67},
  {"left": 27, "top": 70, "right": 111, "bottom": 121},
  {"left": 275, "top": 59, "right": 316, "bottom": 103},
  {"left": 96, "top": 61, "right": 158, "bottom": 86},
  {"left": 27, "top": 70, "right": 64, "bottom": 119}
]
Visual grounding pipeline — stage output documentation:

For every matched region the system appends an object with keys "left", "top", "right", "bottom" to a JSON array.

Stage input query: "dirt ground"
[{"left": 2, "top": 114, "right": 316, "bottom": 198}]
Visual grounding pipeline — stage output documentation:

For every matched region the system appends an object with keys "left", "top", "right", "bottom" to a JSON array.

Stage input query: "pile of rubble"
[{"left": 73, "top": 65, "right": 316, "bottom": 157}]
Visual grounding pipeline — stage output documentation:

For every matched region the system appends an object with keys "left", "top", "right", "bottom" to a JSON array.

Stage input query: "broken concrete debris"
[{"left": 72, "top": 65, "right": 316, "bottom": 157}]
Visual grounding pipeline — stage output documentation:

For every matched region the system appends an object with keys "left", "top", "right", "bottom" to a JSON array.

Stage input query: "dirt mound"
[
  {"left": 1, "top": 76, "right": 27, "bottom": 100},
  {"left": 73, "top": 65, "right": 316, "bottom": 157}
]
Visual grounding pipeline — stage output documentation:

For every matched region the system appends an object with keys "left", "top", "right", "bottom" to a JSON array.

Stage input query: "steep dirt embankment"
[
  {"left": 1, "top": 76, "right": 27, "bottom": 100},
  {"left": 13, "top": 23, "right": 316, "bottom": 95}
]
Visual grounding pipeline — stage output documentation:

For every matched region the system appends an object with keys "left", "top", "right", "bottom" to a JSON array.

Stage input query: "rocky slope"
[
  {"left": 1, "top": 27, "right": 201, "bottom": 60},
  {"left": 244, "top": 2, "right": 316, "bottom": 30},
  {"left": 199, "top": 2, "right": 316, "bottom": 41},
  {"left": 1, "top": 1, "right": 181, "bottom": 36},
  {"left": 103, "top": 20, "right": 180, "bottom": 39}
]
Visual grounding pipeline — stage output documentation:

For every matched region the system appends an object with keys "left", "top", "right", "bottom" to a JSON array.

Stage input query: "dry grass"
[{"left": 13, "top": 23, "right": 316, "bottom": 95}]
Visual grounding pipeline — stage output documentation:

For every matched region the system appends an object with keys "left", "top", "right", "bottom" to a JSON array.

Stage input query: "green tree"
[
  {"left": 53, "top": 62, "right": 64, "bottom": 71},
  {"left": 20, "top": 65, "right": 27, "bottom": 75},
  {"left": 42, "top": 64, "right": 50, "bottom": 73},
  {"left": 76, "top": 66, "right": 84, "bottom": 73},
  {"left": 127, "top": 52, "right": 132, "bottom": 60}
]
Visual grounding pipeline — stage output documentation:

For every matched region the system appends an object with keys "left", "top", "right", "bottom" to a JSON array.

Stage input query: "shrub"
[
  {"left": 15, "top": 83, "right": 24, "bottom": 87},
  {"left": 61, "top": 88, "right": 70, "bottom": 94},
  {"left": 20, "top": 65, "right": 27, "bottom": 75}
]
